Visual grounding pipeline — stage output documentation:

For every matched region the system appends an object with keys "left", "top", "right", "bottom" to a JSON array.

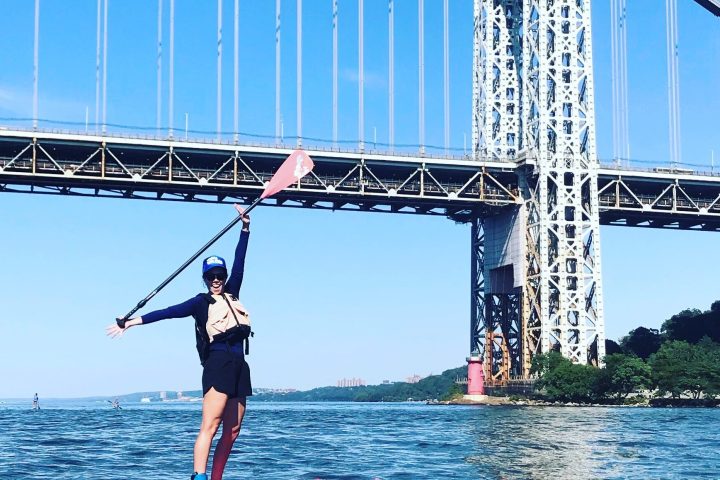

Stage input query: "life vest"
[
  {"left": 193, "top": 293, "right": 253, "bottom": 365},
  {"left": 207, "top": 293, "right": 250, "bottom": 337}
]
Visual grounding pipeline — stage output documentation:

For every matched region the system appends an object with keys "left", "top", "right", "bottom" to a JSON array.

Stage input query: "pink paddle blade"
[{"left": 260, "top": 150, "right": 315, "bottom": 199}]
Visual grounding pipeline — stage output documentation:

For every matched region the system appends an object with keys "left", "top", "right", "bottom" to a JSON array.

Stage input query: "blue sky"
[{"left": 0, "top": 1, "right": 718, "bottom": 397}]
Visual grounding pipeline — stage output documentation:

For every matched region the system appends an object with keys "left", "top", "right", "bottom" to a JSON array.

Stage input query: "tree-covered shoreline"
[
  {"left": 529, "top": 300, "right": 720, "bottom": 405},
  {"left": 253, "top": 366, "right": 466, "bottom": 402}
]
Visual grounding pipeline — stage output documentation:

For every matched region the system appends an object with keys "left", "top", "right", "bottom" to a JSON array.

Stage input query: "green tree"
[
  {"left": 443, "top": 382, "right": 464, "bottom": 400},
  {"left": 650, "top": 340, "right": 720, "bottom": 399},
  {"left": 620, "top": 327, "right": 662, "bottom": 360},
  {"left": 649, "top": 341, "right": 694, "bottom": 398},
  {"left": 711, "top": 301, "right": 720, "bottom": 314},
  {"left": 602, "top": 353, "right": 652, "bottom": 399},
  {"left": 661, "top": 307, "right": 720, "bottom": 344},
  {"left": 532, "top": 352, "right": 599, "bottom": 403},
  {"left": 688, "top": 337, "right": 720, "bottom": 399},
  {"left": 661, "top": 309, "right": 702, "bottom": 343},
  {"left": 605, "top": 339, "right": 624, "bottom": 356},
  {"left": 530, "top": 351, "right": 567, "bottom": 376}
]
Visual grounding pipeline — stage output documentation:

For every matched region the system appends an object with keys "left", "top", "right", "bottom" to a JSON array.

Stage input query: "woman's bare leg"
[
  {"left": 210, "top": 397, "right": 247, "bottom": 480},
  {"left": 193, "top": 388, "right": 229, "bottom": 474}
]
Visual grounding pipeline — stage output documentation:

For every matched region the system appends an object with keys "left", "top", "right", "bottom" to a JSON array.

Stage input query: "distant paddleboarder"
[
  {"left": 107, "top": 205, "right": 253, "bottom": 480},
  {"left": 32, "top": 393, "right": 39, "bottom": 410}
]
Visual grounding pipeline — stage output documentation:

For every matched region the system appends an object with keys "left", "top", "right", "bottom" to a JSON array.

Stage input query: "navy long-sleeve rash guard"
[{"left": 141, "top": 230, "right": 250, "bottom": 324}]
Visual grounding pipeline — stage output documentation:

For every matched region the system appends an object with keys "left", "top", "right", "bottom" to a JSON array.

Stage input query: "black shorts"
[{"left": 201, "top": 346, "right": 252, "bottom": 398}]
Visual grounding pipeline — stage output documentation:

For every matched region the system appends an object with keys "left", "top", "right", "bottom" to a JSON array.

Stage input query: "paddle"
[{"left": 116, "top": 150, "right": 314, "bottom": 328}]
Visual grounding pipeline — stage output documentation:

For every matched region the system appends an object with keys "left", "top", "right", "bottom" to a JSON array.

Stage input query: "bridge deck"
[
  {"left": 1, "top": 129, "right": 719, "bottom": 230},
  {"left": 0, "top": 129, "right": 519, "bottom": 219}
]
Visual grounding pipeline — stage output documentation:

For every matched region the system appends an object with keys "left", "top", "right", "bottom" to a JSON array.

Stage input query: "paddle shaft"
[{"left": 117, "top": 197, "right": 262, "bottom": 327}]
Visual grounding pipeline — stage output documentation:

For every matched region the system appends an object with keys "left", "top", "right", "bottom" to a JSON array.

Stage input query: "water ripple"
[{"left": 1, "top": 402, "right": 719, "bottom": 479}]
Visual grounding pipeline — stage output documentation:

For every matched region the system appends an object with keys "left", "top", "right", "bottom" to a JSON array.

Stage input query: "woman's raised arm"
[{"left": 225, "top": 205, "right": 250, "bottom": 297}]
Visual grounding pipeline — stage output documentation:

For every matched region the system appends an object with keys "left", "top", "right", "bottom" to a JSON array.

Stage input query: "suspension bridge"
[{"left": 1, "top": 0, "right": 719, "bottom": 392}]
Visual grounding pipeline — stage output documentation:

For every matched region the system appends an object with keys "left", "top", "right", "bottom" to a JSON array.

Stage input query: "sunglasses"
[{"left": 204, "top": 272, "right": 227, "bottom": 282}]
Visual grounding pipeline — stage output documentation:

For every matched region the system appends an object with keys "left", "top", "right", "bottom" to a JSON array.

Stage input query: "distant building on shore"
[{"left": 337, "top": 378, "right": 366, "bottom": 387}]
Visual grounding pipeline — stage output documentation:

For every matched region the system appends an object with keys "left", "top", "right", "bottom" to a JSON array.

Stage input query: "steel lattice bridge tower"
[
  {"left": 470, "top": 0, "right": 606, "bottom": 388},
  {"left": 2, "top": 0, "right": 720, "bottom": 390},
  {"left": 469, "top": 0, "right": 719, "bottom": 389}
]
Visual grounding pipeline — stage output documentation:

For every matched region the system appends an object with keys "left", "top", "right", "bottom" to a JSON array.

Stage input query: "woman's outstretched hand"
[
  {"left": 234, "top": 204, "right": 250, "bottom": 229},
  {"left": 106, "top": 320, "right": 127, "bottom": 339},
  {"left": 106, "top": 317, "right": 142, "bottom": 339}
]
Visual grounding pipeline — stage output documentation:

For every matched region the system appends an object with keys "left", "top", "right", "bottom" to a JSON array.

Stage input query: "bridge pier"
[
  {"left": 468, "top": 216, "right": 486, "bottom": 392},
  {"left": 468, "top": 208, "right": 526, "bottom": 388}
]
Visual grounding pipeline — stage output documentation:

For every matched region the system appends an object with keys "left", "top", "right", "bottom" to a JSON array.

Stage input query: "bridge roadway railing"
[{"left": 1, "top": 129, "right": 720, "bottom": 230}]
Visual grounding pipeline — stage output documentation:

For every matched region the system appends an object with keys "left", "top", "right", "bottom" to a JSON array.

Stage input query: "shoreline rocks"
[{"left": 430, "top": 395, "right": 720, "bottom": 408}]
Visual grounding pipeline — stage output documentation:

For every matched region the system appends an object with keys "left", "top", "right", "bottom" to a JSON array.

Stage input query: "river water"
[{"left": 1, "top": 401, "right": 718, "bottom": 479}]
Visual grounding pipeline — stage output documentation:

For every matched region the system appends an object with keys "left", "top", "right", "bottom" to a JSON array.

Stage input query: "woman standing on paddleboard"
[{"left": 107, "top": 204, "right": 253, "bottom": 480}]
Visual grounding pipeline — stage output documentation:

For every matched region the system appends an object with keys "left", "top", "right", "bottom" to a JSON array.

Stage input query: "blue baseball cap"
[{"left": 202, "top": 255, "right": 227, "bottom": 274}]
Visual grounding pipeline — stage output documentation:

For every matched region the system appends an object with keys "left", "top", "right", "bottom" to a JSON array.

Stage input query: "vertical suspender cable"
[
  {"left": 297, "top": 0, "right": 302, "bottom": 147},
  {"left": 217, "top": 0, "right": 223, "bottom": 140},
  {"left": 418, "top": 0, "right": 424, "bottom": 154},
  {"left": 157, "top": 0, "right": 163, "bottom": 135},
  {"left": 443, "top": 0, "right": 449, "bottom": 155},
  {"left": 612, "top": 0, "right": 631, "bottom": 166},
  {"left": 610, "top": 0, "right": 619, "bottom": 165},
  {"left": 333, "top": 0, "right": 338, "bottom": 148},
  {"left": 95, "top": 0, "right": 101, "bottom": 131},
  {"left": 666, "top": 0, "right": 672, "bottom": 166},
  {"left": 169, "top": 0, "right": 175, "bottom": 138},
  {"left": 674, "top": 0, "right": 679, "bottom": 166},
  {"left": 234, "top": 0, "right": 239, "bottom": 144},
  {"left": 665, "top": 0, "right": 681, "bottom": 167},
  {"left": 275, "top": 0, "right": 281, "bottom": 144},
  {"left": 620, "top": 0, "right": 630, "bottom": 164},
  {"left": 102, "top": 0, "right": 108, "bottom": 134},
  {"left": 33, "top": 0, "right": 39, "bottom": 131},
  {"left": 388, "top": 0, "right": 394, "bottom": 150},
  {"left": 677, "top": 3, "right": 682, "bottom": 166},
  {"left": 358, "top": 0, "right": 364, "bottom": 151}
]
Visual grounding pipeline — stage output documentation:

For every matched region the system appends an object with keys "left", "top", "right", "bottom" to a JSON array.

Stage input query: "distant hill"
[
  {"left": 74, "top": 366, "right": 467, "bottom": 403},
  {"left": 253, "top": 366, "right": 466, "bottom": 402}
]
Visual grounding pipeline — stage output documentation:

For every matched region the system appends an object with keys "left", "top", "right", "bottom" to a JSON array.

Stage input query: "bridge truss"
[{"left": 0, "top": 130, "right": 519, "bottom": 215}]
